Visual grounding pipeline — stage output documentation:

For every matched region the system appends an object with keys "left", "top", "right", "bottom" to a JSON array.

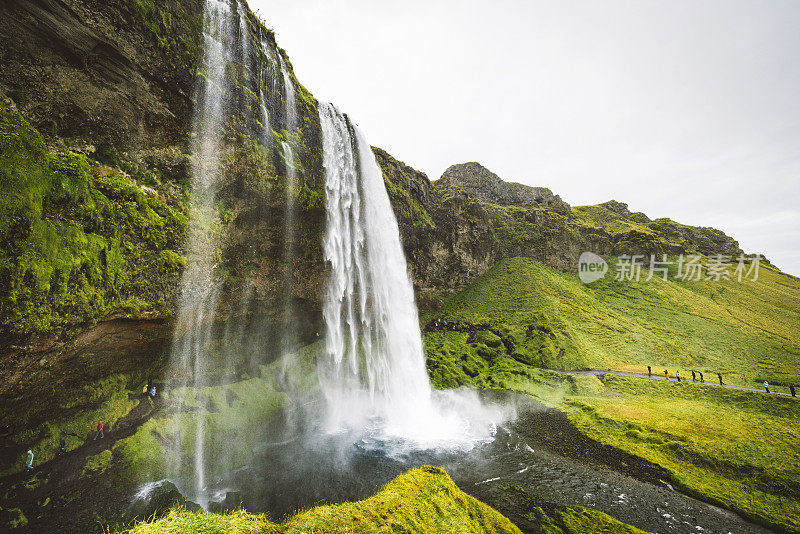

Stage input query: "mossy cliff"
[
  {"left": 0, "top": 102, "right": 186, "bottom": 337},
  {"left": 0, "top": 0, "right": 327, "bottom": 492},
  {"left": 375, "top": 152, "right": 747, "bottom": 295}
]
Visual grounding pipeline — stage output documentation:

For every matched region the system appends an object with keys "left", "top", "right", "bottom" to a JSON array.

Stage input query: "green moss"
[
  {"left": 126, "top": 0, "right": 202, "bottom": 74},
  {"left": 81, "top": 450, "right": 113, "bottom": 478},
  {"left": 0, "top": 507, "right": 28, "bottom": 529},
  {"left": 113, "top": 372, "right": 288, "bottom": 488},
  {"left": 562, "top": 375, "right": 800, "bottom": 532},
  {"left": 0, "top": 103, "right": 186, "bottom": 336},
  {"left": 526, "top": 505, "right": 651, "bottom": 533},
  {"left": 1, "top": 374, "right": 138, "bottom": 477},
  {"left": 126, "top": 466, "right": 521, "bottom": 534}
]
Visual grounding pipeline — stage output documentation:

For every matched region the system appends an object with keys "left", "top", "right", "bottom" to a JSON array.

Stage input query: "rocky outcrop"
[
  {"left": 377, "top": 154, "right": 746, "bottom": 294},
  {"left": 439, "top": 162, "right": 570, "bottom": 214},
  {"left": 0, "top": 0, "right": 200, "bottom": 157}
]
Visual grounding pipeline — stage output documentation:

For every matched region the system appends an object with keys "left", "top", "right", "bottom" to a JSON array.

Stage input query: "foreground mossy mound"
[{"left": 126, "top": 466, "right": 522, "bottom": 534}]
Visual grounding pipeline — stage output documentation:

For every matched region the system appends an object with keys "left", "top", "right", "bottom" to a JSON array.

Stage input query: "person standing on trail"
[
  {"left": 59, "top": 436, "right": 67, "bottom": 454},
  {"left": 25, "top": 449, "right": 34, "bottom": 472},
  {"left": 764, "top": 381, "right": 770, "bottom": 393},
  {"left": 94, "top": 420, "right": 104, "bottom": 440},
  {"left": 664, "top": 370, "right": 669, "bottom": 380},
  {"left": 676, "top": 370, "right": 681, "bottom": 382},
  {"left": 692, "top": 371, "right": 696, "bottom": 382},
  {"left": 699, "top": 371, "right": 704, "bottom": 383},
  {"left": 648, "top": 366, "right": 652, "bottom": 377},
  {"left": 150, "top": 385, "right": 157, "bottom": 399},
  {"left": 718, "top": 373, "right": 723, "bottom": 385},
  {"left": 791, "top": 385, "right": 796, "bottom": 397}
]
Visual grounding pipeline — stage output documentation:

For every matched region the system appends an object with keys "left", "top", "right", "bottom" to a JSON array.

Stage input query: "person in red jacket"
[{"left": 94, "top": 420, "right": 104, "bottom": 440}]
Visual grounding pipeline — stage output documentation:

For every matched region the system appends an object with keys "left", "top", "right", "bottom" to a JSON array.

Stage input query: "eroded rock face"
[
  {"left": 377, "top": 153, "right": 746, "bottom": 294},
  {"left": 439, "top": 162, "right": 570, "bottom": 213},
  {"left": 0, "top": 0, "right": 199, "bottom": 155}
]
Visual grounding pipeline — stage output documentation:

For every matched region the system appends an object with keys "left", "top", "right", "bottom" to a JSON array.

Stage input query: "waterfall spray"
[
  {"left": 167, "top": 0, "right": 256, "bottom": 505},
  {"left": 317, "top": 103, "right": 501, "bottom": 450}
]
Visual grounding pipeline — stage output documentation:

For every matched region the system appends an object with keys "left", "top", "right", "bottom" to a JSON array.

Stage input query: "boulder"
[
  {"left": 129, "top": 480, "right": 198, "bottom": 519},
  {"left": 208, "top": 490, "right": 244, "bottom": 513}
]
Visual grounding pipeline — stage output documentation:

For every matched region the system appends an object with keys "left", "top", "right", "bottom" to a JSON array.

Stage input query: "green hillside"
[
  {"left": 423, "top": 256, "right": 800, "bottom": 390},
  {"left": 421, "top": 256, "right": 800, "bottom": 531}
]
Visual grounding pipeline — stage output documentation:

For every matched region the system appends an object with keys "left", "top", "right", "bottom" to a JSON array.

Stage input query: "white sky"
[{"left": 250, "top": 0, "right": 800, "bottom": 276}]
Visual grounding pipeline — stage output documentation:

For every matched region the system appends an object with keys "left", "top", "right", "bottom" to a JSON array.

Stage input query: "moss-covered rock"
[
  {"left": 127, "top": 466, "right": 522, "bottom": 534},
  {"left": 0, "top": 507, "right": 28, "bottom": 529},
  {"left": 0, "top": 102, "right": 186, "bottom": 337}
]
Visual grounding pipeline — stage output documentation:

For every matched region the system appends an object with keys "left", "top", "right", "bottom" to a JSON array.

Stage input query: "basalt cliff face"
[{"left": 0, "top": 0, "right": 749, "bottom": 486}]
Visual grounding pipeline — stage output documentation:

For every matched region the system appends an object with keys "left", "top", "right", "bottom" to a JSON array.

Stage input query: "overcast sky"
[{"left": 251, "top": 0, "right": 800, "bottom": 276}]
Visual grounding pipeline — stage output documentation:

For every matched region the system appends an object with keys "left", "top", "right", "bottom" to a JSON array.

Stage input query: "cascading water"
[
  {"left": 161, "top": 0, "right": 502, "bottom": 510},
  {"left": 318, "top": 103, "right": 501, "bottom": 451},
  {"left": 279, "top": 53, "right": 300, "bottom": 359},
  {"left": 167, "top": 0, "right": 255, "bottom": 505}
]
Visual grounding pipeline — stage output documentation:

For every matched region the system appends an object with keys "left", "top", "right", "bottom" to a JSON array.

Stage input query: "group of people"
[
  {"left": 142, "top": 379, "right": 157, "bottom": 399},
  {"left": 425, "top": 319, "right": 493, "bottom": 333},
  {"left": 647, "top": 365, "right": 797, "bottom": 396},
  {"left": 21, "top": 375, "right": 168, "bottom": 473}
]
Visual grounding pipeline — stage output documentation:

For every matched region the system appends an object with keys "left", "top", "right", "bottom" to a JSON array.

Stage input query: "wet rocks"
[
  {"left": 208, "top": 490, "right": 244, "bottom": 514},
  {"left": 128, "top": 480, "right": 200, "bottom": 519}
]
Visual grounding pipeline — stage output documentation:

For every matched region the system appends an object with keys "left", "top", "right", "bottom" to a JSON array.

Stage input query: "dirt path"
[
  {"left": 0, "top": 395, "right": 161, "bottom": 532},
  {"left": 557, "top": 369, "right": 799, "bottom": 398}
]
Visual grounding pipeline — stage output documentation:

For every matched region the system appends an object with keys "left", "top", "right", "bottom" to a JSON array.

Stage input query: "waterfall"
[
  {"left": 160, "top": 0, "right": 503, "bottom": 505},
  {"left": 167, "top": 0, "right": 251, "bottom": 505},
  {"left": 318, "top": 103, "right": 436, "bottom": 439},
  {"left": 317, "top": 103, "right": 504, "bottom": 450},
  {"left": 279, "top": 53, "right": 299, "bottom": 358}
]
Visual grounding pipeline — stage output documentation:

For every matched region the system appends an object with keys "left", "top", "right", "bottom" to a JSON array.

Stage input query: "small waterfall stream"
[
  {"left": 167, "top": 0, "right": 237, "bottom": 502},
  {"left": 279, "top": 51, "right": 299, "bottom": 359}
]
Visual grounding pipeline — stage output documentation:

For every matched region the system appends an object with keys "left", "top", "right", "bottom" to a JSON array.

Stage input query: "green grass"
[
  {"left": 526, "top": 505, "right": 650, "bottom": 534},
  {"left": 421, "top": 256, "right": 800, "bottom": 531},
  {"left": 125, "top": 466, "right": 522, "bottom": 534},
  {"left": 423, "top": 257, "right": 800, "bottom": 390},
  {"left": 562, "top": 375, "right": 800, "bottom": 532},
  {"left": 0, "top": 102, "right": 187, "bottom": 336}
]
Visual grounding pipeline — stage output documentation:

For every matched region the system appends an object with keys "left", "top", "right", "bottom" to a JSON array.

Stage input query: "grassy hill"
[
  {"left": 421, "top": 256, "right": 800, "bottom": 531},
  {"left": 422, "top": 256, "right": 800, "bottom": 390}
]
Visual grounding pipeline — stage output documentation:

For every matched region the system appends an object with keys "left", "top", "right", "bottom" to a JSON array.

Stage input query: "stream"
[{"left": 193, "top": 392, "right": 771, "bottom": 534}]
